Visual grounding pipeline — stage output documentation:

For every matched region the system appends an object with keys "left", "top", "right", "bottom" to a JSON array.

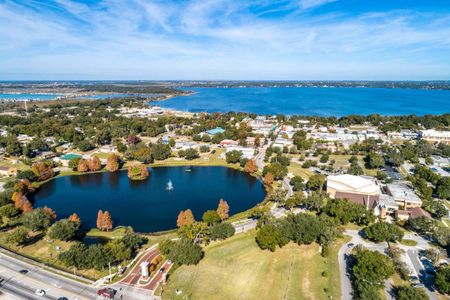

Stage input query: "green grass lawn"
[
  {"left": 151, "top": 149, "right": 234, "bottom": 168},
  {"left": 288, "top": 161, "right": 315, "bottom": 180},
  {"left": 162, "top": 230, "right": 345, "bottom": 300},
  {"left": 399, "top": 239, "right": 418, "bottom": 246}
]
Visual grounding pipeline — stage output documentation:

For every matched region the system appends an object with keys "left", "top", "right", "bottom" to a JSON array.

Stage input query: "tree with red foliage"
[
  {"left": 176, "top": 209, "right": 195, "bottom": 227},
  {"left": 43, "top": 206, "right": 57, "bottom": 220},
  {"left": 263, "top": 172, "right": 274, "bottom": 185},
  {"left": 101, "top": 211, "right": 113, "bottom": 231},
  {"left": 96, "top": 210, "right": 103, "bottom": 229},
  {"left": 244, "top": 159, "right": 257, "bottom": 173},
  {"left": 77, "top": 159, "right": 89, "bottom": 172},
  {"left": 68, "top": 213, "right": 81, "bottom": 223},
  {"left": 106, "top": 154, "right": 120, "bottom": 172},
  {"left": 216, "top": 199, "right": 230, "bottom": 220},
  {"left": 22, "top": 200, "right": 33, "bottom": 213},
  {"left": 88, "top": 156, "right": 102, "bottom": 171},
  {"left": 127, "top": 134, "right": 139, "bottom": 145}
]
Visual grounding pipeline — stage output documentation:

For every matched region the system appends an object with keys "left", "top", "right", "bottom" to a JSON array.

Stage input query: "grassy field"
[
  {"left": 162, "top": 230, "right": 345, "bottom": 300},
  {"left": 399, "top": 239, "right": 418, "bottom": 246},
  {"left": 288, "top": 161, "right": 315, "bottom": 179}
]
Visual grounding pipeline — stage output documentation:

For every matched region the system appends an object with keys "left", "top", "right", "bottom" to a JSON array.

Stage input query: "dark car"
[
  {"left": 19, "top": 269, "right": 28, "bottom": 274},
  {"left": 97, "top": 288, "right": 116, "bottom": 299},
  {"left": 159, "top": 267, "right": 165, "bottom": 273},
  {"left": 57, "top": 297, "right": 69, "bottom": 300}
]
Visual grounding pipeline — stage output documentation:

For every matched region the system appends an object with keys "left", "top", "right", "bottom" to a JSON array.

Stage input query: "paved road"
[{"left": 0, "top": 252, "right": 97, "bottom": 299}]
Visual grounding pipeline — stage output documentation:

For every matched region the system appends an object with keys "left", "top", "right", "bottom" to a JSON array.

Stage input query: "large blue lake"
[
  {"left": 31, "top": 167, "right": 265, "bottom": 232},
  {"left": 157, "top": 87, "right": 450, "bottom": 116}
]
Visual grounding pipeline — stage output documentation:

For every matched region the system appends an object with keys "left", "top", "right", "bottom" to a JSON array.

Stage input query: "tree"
[
  {"left": 77, "top": 159, "right": 89, "bottom": 172},
  {"left": 5, "top": 226, "right": 28, "bottom": 246},
  {"left": 209, "top": 222, "right": 235, "bottom": 240},
  {"left": 16, "top": 170, "right": 37, "bottom": 182},
  {"left": 0, "top": 204, "right": 20, "bottom": 219},
  {"left": 364, "top": 222, "right": 404, "bottom": 242},
  {"left": 106, "top": 154, "right": 120, "bottom": 172},
  {"left": 352, "top": 249, "right": 394, "bottom": 299},
  {"left": 263, "top": 162, "right": 288, "bottom": 180},
  {"left": 31, "top": 162, "right": 54, "bottom": 181},
  {"left": 177, "top": 209, "right": 195, "bottom": 228},
  {"left": 435, "top": 266, "right": 450, "bottom": 295},
  {"left": 263, "top": 172, "right": 274, "bottom": 185},
  {"left": 289, "top": 176, "right": 305, "bottom": 191},
  {"left": 365, "top": 152, "right": 384, "bottom": 169},
  {"left": 127, "top": 163, "right": 149, "bottom": 180},
  {"left": 96, "top": 210, "right": 103, "bottom": 229},
  {"left": 225, "top": 150, "right": 243, "bottom": 164},
  {"left": 48, "top": 219, "right": 80, "bottom": 241},
  {"left": 43, "top": 206, "right": 57, "bottom": 220},
  {"left": 88, "top": 156, "right": 102, "bottom": 171},
  {"left": 101, "top": 211, "right": 113, "bottom": 231},
  {"left": 159, "top": 237, "right": 203, "bottom": 265},
  {"left": 436, "top": 177, "right": 450, "bottom": 200},
  {"left": 151, "top": 143, "right": 171, "bottom": 160},
  {"left": 394, "top": 285, "right": 429, "bottom": 300},
  {"left": 300, "top": 191, "right": 326, "bottom": 212},
  {"left": 244, "top": 159, "right": 257, "bottom": 173},
  {"left": 255, "top": 223, "right": 288, "bottom": 252},
  {"left": 306, "top": 174, "right": 326, "bottom": 191},
  {"left": 68, "top": 157, "right": 81, "bottom": 170},
  {"left": 202, "top": 210, "right": 221, "bottom": 225},
  {"left": 216, "top": 199, "right": 229, "bottom": 221},
  {"left": 182, "top": 148, "right": 199, "bottom": 160},
  {"left": 22, "top": 208, "right": 53, "bottom": 231},
  {"left": 106, "top": 239, "right": 132, "bottom": 262},
  {"left": 68, "top": 213, "right": 81, "bottom": 223}
]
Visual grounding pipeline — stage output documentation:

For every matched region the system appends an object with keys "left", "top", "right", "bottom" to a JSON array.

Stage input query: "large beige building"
[
  {"left": 327, "top": 174, "right": 380, "bottom": 198},
  {"left": 420, "top": 129, "right": 450, "bottom": 144}
]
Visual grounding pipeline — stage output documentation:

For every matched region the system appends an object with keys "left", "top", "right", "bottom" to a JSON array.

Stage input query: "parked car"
[
  {"left": 97, "top": 288, "right": 116, "bottom": 299},
  {"left": 35, "top": 289, "right": 46, "bottom": 296},
  {"left": 409, "top": 275, "right": 419, "bottom": 283},
  {"left": 19, "top": 269, "right": 28, "bottom": 274},
  {"left": 412, "top": 283, "right": 425, "bottom": 288}
]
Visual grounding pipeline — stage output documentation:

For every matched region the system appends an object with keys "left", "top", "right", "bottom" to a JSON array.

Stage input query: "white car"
[{"left": 35, "top": 289, "right": 46, "bottom": 296}]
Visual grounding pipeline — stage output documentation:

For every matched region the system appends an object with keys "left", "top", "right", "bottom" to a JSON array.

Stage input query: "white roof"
[{"left": 327, "top": 174, "right": 379, "bottom": 195}]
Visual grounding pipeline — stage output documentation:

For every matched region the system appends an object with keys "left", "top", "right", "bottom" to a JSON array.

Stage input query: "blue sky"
[{"left": 0, "top": 0, "right": 449, "bottom": 80}]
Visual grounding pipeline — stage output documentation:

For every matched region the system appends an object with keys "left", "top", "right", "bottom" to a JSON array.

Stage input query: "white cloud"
[{"left": 0, "top": 0, "right": 449, "bottom": 79}]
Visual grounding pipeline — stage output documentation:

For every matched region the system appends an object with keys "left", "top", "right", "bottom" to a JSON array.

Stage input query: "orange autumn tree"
[
  {"left": 216, "top": 199, "right": 230, "bottom": 221},
  {"left": 12, "top": 192, "right": 33, "bottom": 212},
  {"left": 106, "top": 154, "right": 120, "bottom": 172},
  {"left": 263, "top": 172, "right": 274, "bottom": 185},
  {"left": 68, "top": 213, "right": 81, "bottom": 223},
  {"left": 14, "top": 179, "right": 35, "bottom": 194},
  {"left": 96, "top": 210, "right": 103, "bottom": 229},
  {"left": 88, "top": 156, "right": 102, "bottom": 171},
  {"left": 101, "top": 211, "right": 113, "bottom": 231},
  {"left": 77, "top": 159, "right": 89, "bottom": 172},
  {"left": 176, "top": 209, "right": 195, "bottom": 228},
  {"left": 43, "top": 206, "right": 57, "bottom": 220},
  {"left": 31, "top": 162, "right": 54, "bottom": 181},
  {"left": 244, "top": 159, "right": 257, "bottom": 173}
]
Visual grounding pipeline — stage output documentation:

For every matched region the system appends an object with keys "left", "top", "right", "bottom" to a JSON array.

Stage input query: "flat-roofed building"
[
  {"left": 420, "top": 129, "right": 450, "bottom": 144},
  {"left": 385, "top": 182, "right": 422, "bottom": 209},
  {"left": 327, "top": 174, "right": 380, "bottom": 198}
]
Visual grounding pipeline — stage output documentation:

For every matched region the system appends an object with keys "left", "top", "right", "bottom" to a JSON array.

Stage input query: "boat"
[
  {"left": 166, "top": 180, "right": 174, "bottom": 191},
  {"left": 185, "top": 167, "right": 192, "bottom": 172}
]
